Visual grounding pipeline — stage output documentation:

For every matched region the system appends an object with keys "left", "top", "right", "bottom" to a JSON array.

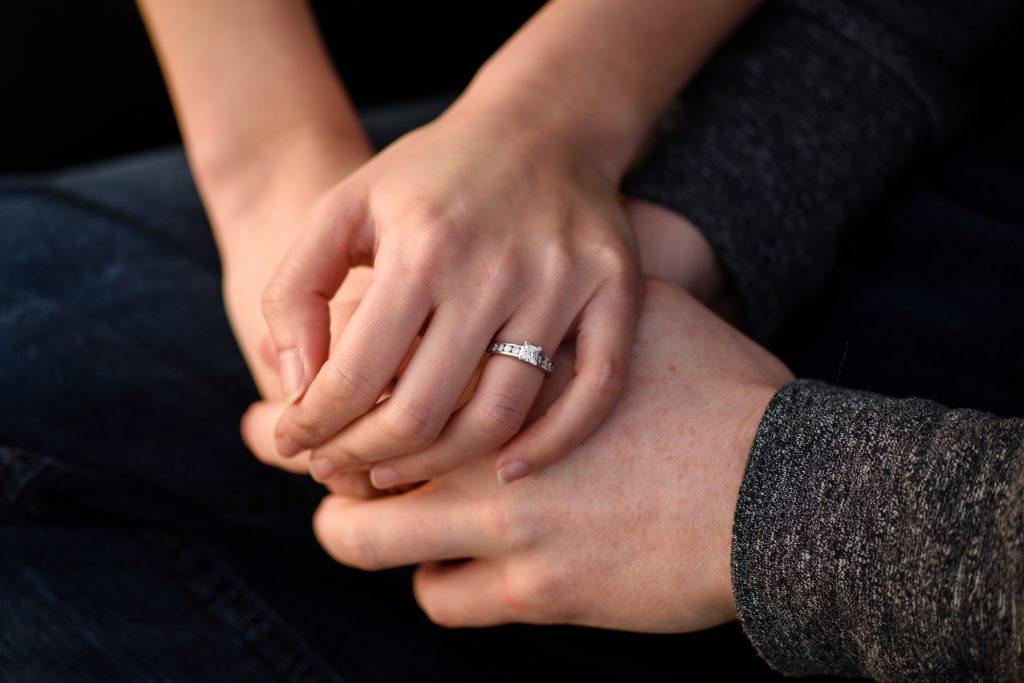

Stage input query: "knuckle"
[
  {"left": 544, "top": 238, "right": 576, "bottom": 275},
  {"left": 382, "top": 397, "right": 443, "bottom": 451},
  {"left": 472, "top": 390, "right": 528, "bottom": 443},
  {"left": 284, "top": 409, "right": 328, "bottom": 446},
  {"left": 260, "top": 277, "right": 293, "bottom": 320},
  {"left": 405, "top": 231, "right": 449, "bottom": 273},
  {"left": 500, "top": 563, "right": 571, "bottom": 623},
  {"left": 585, "top": 355, "right": 629, "bottom": 405},
  {"left": 593, "top": 240, "right": 637, "bottom": 284},
  {"left": 484, "top": 499, "right": 534, "bottom": 550},
  {"left": 391, "top": 203, "right": 462, "bottom": 267},
  {"left": 326, "top": 358, "right": 378, "bottom": 404},
  {"left": 317, "top": 445, "right": 367, "bottom": 470}
]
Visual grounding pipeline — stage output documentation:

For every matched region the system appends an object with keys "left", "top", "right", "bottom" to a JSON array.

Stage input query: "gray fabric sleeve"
[
  {"left": 622, "top": 0, "right": 1018, "bottom": 341},
  {"left": 732, "top": 379, "right": 1024, "bottom": 680}
]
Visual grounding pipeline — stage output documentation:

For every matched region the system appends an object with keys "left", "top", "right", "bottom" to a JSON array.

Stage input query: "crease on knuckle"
[
  {"left": 316, "top": 444, "right": 367, "bottom": 470},
  {"left": 326, "top": 358, "right": 378, "bottom": 406},
  {"left": 285, "top": 408, "right": 328, "bottom": 447},
  {"left": 260, "top": 278, "right": 293, "bottom": 319},
  {"left": 473, "top": 390, "right": 528, "bottom": 443},
  {"left": 585, "top": 356, "right": 629, "bottom": 406},
  {"left": 383, "top": 397, "right": 443, "bottom": 451}
]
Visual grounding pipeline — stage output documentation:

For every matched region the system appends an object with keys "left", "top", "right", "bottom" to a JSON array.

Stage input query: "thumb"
[{"left": 261, "top": 189, "right": 370, "bottom": 402}]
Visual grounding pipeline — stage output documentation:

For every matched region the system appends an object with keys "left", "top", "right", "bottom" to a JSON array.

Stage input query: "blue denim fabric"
[{"left": 0, "top": 103, "right": 777, "bottom": 682}]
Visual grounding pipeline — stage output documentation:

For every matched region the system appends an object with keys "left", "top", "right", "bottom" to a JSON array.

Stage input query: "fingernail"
[
  {"left": 279, "top": 349, "right": 304, "bottom": 403},
  {"left": 310, "top": 456, "right": 339, "bottom": 483},
  {"left": 276, "top": 433, "right": 302, "bottom": 457},
  {"left": 497, "top": 461, "right": 531, "bottom": 485},
  {"left": 370, "top": 465, "right": 400, "bottom": 490}
]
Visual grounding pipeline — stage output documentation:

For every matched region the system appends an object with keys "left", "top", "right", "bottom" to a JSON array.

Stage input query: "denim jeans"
[
  {"left": 0, "top": 101, "right": 780, "bottom": 682},
  {"left": 4, "top": 91, "right": 1020, "bottom": 681}
]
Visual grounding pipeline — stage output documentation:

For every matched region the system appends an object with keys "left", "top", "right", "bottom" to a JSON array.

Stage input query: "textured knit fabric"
[
  {"left": 733, "top": 380, "right": 1024, "bottom": 680},
  {"left": 623, "top": 1, "right": 1024, "bottom": 678},
  {"left": 623, "top": 0, "right": 1020, "bottom": 341}
]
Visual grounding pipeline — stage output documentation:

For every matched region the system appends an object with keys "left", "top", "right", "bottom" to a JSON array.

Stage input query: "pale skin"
[
  {"left": 137, "top": 0, "right": 768, "bottom": 628},
  {"left": 138, "top": 0, "right": 759, "bottom": 490},
  {"left": 244, "top": 279, "right": 793, "bottom": 630}
]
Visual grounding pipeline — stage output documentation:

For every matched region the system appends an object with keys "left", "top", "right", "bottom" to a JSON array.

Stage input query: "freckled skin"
[{"left": 301, "top": 280, "right": 793, "bottom": 632}]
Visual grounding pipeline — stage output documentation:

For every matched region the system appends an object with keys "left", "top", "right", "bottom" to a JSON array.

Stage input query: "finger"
[
  {"left": 413, "top": 560, "right": 516, "bottom": 628},
  {"left": 322, "top": 471, "right": 385, "bottom": 499},
  {"left": 241, "top": 401, "right": 310, "bottom": 474},
  {"left": 494, "top": 282, "right": 636, "bottom": 483},
  {"left": 261, "top": 189, "right": 368, "bottom": 403},
  {"left": 274, "top": 276, "right": 430, "bottom": 456},
  {"left": 307, "top": 300, "right": 502, "bottom": 475},
  {"left": 241, "top": 402, "right": 384, "bottom": 498},
  {"left": 312, "top": 486, "right": 490, "bottom": 571},
  {"left": 367, "top": 309, "right": 564, "bottom": 489}
]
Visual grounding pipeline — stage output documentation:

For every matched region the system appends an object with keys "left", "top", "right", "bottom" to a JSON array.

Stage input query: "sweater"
[{"left": 624, "top": 1, "right": 1024, "bottom": 679}]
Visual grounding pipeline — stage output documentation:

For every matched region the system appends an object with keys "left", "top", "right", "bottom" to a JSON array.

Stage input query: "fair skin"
[
  {"left": 138, "top": 0, "right": 759, "bottom": 490},
  {"left": 138, "top": 0, "right": 772, "bottom": 628},
  {"left": 243, "top": 279, "right": 793, "bottom": 630}
]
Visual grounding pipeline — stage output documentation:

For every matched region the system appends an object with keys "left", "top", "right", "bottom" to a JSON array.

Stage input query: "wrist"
[
  {"left": 451, "top": 65, "right": 642, "bottom": 184},
  {"left": 713, "top": 381, "right": 782, "bottom": 621},
  {"left": 199, "top": 124, "right": 372, "bottom": 246}
]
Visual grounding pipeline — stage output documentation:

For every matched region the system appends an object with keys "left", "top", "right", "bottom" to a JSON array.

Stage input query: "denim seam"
[
  {"left": 0, "top": 448, "right": 56, "bottom": 509},
  {"left": 0, "top": 181, "right": 218, "bottom": 273},
  {"left": 145, "top": 528, "right": 363, "bottom": 683}
]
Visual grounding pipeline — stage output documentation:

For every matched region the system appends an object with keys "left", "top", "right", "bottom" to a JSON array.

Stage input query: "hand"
[
  {"left": 212, "top": 129, "right": 373, "bottom": 397},
  {"left": 625, "top": 197, "right": 742, "bottom": 327},
  {"left": 262, "top": 99, "right": 641, "bottom": 488},
  {"left": 246, "top": 279, "right": 793, "bottom": 631}
]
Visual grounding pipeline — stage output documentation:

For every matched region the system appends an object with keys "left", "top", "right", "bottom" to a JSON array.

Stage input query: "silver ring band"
[{"left": 486, "top": 340, "right": 554, "bottom": 375}]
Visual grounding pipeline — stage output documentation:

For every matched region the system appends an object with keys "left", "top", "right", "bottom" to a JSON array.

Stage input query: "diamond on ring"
[{"left": 487, "top": 340, "right": 554, "bottom": 375}]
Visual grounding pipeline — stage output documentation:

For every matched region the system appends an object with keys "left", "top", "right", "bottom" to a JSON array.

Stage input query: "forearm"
[
  {"left": 452, "top": 0, "right": 759, "bottom": 180},
  {"left": 734, "top": 380, "right": 1024, "bottom": 679},
  {"left": 137, "top": 0, "right": 371, "bottom": 228}
]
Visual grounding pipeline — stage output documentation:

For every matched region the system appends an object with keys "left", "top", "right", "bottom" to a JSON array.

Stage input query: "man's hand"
[
  {"left": 244, "top": 279, "right": 793, "bottom": 631},
  {"left": 625, "top": 198, "right": 742, "bottom": 327}
]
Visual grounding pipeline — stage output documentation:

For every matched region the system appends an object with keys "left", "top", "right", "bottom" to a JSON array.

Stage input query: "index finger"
[
  {"left": 261, "top": 188, "right": 369, "bottom": 402},
  {"left": 313, "top": 482, "right": 494, "bottom": 571},
  {"left": 273, "top": 275, "right": 430, "bottom": 456}
]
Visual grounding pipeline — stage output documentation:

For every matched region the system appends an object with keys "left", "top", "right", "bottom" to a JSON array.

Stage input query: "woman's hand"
[
  {"left": 215, "top": 129, "right": 372, "bottom": 397},
  {"left": 256, "top": 0, "right": 758, "bottom": 489},
  {"left": 263, "top": 99, "right": 641, "bottom": 488},
  {"left": 245, "top": 279, "right": 793, "bottom": 631}
]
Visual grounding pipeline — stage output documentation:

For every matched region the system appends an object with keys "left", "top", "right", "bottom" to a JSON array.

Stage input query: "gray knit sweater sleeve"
[
  {"left": 732, "top": 380, "right": 1024, "bottom": 680},
  {"left": 622, "top": 0, "right": 1018, "bottom": 341}
]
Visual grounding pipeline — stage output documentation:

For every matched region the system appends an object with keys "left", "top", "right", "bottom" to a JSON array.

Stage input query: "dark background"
[{"left": 1, "top": 1, "right": 545, "bottom": 173}]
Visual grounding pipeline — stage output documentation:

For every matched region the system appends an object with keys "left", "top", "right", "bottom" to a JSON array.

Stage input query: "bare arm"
[
  {"left": 253, "top": 1, "right": 759, "bottom": 486},
  {"left": 458, "top": 0, "right": 759, "bottom": 180},
  {"left": 136, "top": 0, "right": 371, "bottom": 234},
  {"left": 136, "top": 0, "right": 373, "bottom": 396}
]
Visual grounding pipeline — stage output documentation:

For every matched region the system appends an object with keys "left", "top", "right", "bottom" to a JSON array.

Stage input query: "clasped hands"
[{"left": 224, "top": 100, "right": 792, "bottom": 633}]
